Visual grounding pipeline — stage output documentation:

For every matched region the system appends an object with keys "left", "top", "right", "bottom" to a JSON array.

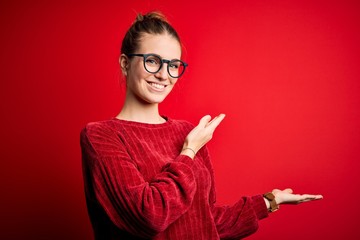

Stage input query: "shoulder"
[
  {"left": 80, "top": 119, "right": 123, "bottom": 148},
  {"left": 80, "top": 119, "right": 129, "bottom": 157},
  {"left": 81, "top": 119, "right": 115, "bottom": 138}
]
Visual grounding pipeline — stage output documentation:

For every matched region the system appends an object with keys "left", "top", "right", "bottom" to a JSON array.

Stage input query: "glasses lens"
[
  {"left": 144, "top": 55, "right": 161, "bottom": 73},
  {"left": 168, "top": 60, "right": 185, "bottom": 78}
]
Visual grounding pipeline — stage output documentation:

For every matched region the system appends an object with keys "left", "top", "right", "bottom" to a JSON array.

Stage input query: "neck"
[{"left": 116, "top": 97, "right": 165, "bottom": 124}]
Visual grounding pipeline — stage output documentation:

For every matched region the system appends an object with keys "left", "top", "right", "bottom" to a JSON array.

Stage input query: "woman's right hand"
[{"left": 181, "top": 114, "right": 226, "bottom": 159}]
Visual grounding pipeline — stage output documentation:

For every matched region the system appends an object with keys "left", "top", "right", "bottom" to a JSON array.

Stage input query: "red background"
[{"left": 1, "top": 0, "right": 359, "bottom": 239}]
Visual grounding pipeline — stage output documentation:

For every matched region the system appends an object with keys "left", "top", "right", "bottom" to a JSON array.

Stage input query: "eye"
[
  {"left": 169, "top": 64, "right": 179, "bottom": 69},
  {"left": 145, "top": 56, "right": 161, "bottom": 66},
  {"left": 169, "top": 60, "right": 181, "bottom": 70}
]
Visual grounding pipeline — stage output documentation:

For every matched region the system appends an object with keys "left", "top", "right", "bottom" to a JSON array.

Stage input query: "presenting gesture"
[
  {"left": 81, "top": 11, "right": 324, "bottom": 239},
  {"left": 263, "top": 188, "right": 323, "bottom": 212},
  {"left": 181, "top": 114, "right": 226, "bottom": 159},
  {"left": 273, "top": 188, "right": 323, "bottom": 204}
]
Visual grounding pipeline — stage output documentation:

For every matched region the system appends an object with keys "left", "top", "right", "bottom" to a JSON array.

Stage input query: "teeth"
[{"left": 150, "top": 82, "right": 165, "bottom": 89}]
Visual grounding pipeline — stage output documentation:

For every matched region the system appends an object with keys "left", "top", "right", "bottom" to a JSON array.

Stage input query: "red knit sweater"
[{"left": 80, "top": 117, "right": 268, "bottom": 240}]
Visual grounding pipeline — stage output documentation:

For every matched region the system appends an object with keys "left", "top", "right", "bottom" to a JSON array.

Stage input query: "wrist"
[
  {"left": 263, "top": 197, "right": 270, "bottom": 209},
  {"left": 263, "top": 192, "right": 280, "bottom": 212},
  {"left": 181, "top": 147, "right": 196, "bottom": 159}
]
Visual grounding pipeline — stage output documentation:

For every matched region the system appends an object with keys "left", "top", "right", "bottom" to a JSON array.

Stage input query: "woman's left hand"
[{"left": 273, "top": 188, "right": 323, "bottom": 204}]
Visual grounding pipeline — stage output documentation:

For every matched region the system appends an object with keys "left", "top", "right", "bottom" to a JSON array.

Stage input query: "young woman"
[{"left": 80, "top": 12, "right": 323, "bottom": 240}]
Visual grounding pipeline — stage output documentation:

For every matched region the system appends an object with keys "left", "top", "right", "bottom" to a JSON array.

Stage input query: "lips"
[{"left": 147, "top": 81, "right": 167, "bottom": 91}]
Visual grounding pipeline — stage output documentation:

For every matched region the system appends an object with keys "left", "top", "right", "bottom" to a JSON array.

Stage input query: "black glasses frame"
[{"left": 126, "top": 53, "right": 188, "bottom": 78}]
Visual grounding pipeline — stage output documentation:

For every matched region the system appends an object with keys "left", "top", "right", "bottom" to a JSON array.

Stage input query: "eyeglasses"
[{"left": 126, "top": 53, "right": 188, "bottom": 78}]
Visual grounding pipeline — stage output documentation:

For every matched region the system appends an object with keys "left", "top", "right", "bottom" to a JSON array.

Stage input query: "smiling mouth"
[{"left": 147, "top": 81, "right": 166, "bottom": 90}]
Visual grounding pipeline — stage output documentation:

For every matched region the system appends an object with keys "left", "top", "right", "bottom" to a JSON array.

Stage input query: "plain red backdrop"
[{"left": 1, "top": 0, "right": 359, "bottom": 239}]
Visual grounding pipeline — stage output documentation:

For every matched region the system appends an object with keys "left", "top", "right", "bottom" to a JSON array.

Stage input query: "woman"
[{"left": 80, "top": 12, "right": 323, "bottom": 240}]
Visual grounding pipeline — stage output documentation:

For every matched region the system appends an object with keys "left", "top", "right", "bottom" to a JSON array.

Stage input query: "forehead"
[{"left": 137, "top": 33, "right": 181, "bottom": 59}]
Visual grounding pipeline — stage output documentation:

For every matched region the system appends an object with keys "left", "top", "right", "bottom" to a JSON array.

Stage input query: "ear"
[{"left": 119, "top": 54, "right": 129, "bottom": 76}]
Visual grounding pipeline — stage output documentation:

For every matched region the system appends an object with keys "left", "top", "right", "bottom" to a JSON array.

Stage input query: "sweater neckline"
[{"left": 111, "top": 116, "right": 171, "bottom": 128}]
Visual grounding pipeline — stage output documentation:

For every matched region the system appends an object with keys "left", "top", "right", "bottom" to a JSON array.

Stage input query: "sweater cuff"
[
  {"left": 251, "top": 195, "right": 269, "bottom": 220},
  {"left": 174, "top": 154, "right": 195, "bottom": 168}
]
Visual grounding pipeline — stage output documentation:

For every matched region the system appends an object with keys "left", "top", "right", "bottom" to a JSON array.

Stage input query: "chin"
[
  {"left": 149, "top": 98, "right": 166, "bottom": 104},
  {"left": 141, "top": 96, "right": 167, "bottom": 104},
  {"left": 146, "top": 93, "right": 171, "bottom": 104}
]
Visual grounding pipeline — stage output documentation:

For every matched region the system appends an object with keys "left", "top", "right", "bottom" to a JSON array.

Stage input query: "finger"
[
  {"left": 272, "top": 189, "right": 281, "bottom": 194},
  {"left": 283, "top": 188, "right": 293, "bottom": 194},
  {"left": 316, "top": 195, "right": 324, "bottom": 199},
  {"left": 198, "top": 115, "right": 212, "bottom": 128},
  {"left": 302, "top": 194, "right": 323, "bottom": 200},
  {"left": 295, "top": 194, "right": 323, "bottom": 204},
  {"left": 206, "top": 114, "right": 226, "bottom": 130},
  {"left": 212, "top": 113, "right": 226, "bottom": 124}
]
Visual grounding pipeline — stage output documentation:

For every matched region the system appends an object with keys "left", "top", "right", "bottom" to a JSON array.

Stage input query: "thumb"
[{"left": 283, "top": 188, "right": 293, "bottom": 194}]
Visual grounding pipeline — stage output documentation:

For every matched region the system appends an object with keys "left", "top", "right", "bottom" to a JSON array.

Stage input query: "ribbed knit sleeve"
[
  {"left": 80, "top": 121, "right": 197, "bottom": 238},
  {"left": 199, "top": 147, "right": 269, "bottom": 239}
]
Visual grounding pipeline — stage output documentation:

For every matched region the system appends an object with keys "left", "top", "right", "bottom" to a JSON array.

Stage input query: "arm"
[
  {"left": 211, "top": 196, "right": 268, "bottom": 239},
  {"left": 180, "top": 114, "right": 268, "bottom": 239},
  {"left": 80, "top": 124, "right": 197, "bottom": 238},
  {"left": 186, "top": 114, "right": 323, "bottom": 239},
  {"left": 202, "top": 153, "right": 323, "bottom": 240},
  {"left": 200, "top": 147, "right": 269, "bottom": 240}
]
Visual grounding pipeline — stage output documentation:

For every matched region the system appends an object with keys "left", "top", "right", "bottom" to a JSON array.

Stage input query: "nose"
[{"left": 154, "top": 64, "right": 169, "bottom": 80}]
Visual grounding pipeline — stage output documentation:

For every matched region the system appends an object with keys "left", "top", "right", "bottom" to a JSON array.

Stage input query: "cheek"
[
  {"left": 170, "top": 78, "right": 178, "bottom": 86},
  {"left": 126, "top": 72, "right": 150, "bottom": 91},
  {"left": 128, "top": 65, "right": 152, "bottom": 81},
  {"left": 126, "top": 71, "right": 141, "bottom": 86}
]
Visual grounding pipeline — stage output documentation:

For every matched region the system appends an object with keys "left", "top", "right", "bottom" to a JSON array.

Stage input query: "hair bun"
[
  {"left": 122, "top": 11, "right": 181, "bottom": 56},
  {"left": 135, "top": 13, "right": 144, "bottom": 22},
  {"left": 136, "top": 11, "right": 168, "bottom": 23}
]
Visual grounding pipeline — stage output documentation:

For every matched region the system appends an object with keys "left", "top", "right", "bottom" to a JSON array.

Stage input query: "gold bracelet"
[{"left": 182, "top": 147, "right": 196, "bottom": 157}]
